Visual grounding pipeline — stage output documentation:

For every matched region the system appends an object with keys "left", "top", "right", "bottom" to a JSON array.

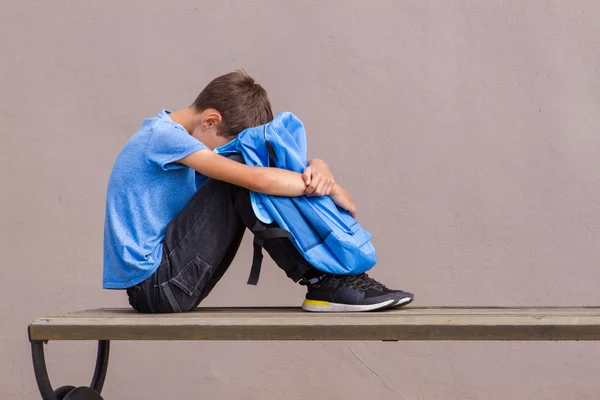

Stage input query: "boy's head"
[{"left": 190, "top": 70, "right": 273, "bottom": 149}]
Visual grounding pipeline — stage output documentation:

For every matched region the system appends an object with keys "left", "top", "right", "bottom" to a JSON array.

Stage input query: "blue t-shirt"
[{"left": 103, "top": 110, "right": 207, "bottom": 289}]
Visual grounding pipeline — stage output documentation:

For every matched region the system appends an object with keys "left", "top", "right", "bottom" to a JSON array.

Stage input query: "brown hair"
[{"left": 192, "top": 70, "right": 273, "bottom": 137}]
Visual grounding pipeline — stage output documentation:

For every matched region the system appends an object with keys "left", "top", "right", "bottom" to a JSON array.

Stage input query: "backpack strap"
[
  {"left": 247, "top": 136, "right": 292, "bottom": 285},
  {"left": 248, "top": 220, "right": 292, "bottom": 285}
]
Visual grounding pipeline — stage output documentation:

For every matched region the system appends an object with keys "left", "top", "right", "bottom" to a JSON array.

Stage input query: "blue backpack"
[{"left": 216, "top": 112, "right": 376, "bottom": 284}]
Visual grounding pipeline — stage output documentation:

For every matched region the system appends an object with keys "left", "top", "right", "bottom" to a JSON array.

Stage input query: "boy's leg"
[{"left": 127, "top": 156, "right": 312, "bottom": 313}]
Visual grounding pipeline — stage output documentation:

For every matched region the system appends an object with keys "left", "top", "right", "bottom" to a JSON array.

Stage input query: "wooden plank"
[
  {"left": 53, "top": 306, "right": 600, "bottom": 317},
  {"left": 28, "top": 307, "right": 600, "bottom": 341}
]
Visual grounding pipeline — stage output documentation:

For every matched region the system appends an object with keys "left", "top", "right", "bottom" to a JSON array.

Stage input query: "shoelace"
[{"left": 337, "top": 274, "right": 388, "bottom": 291}]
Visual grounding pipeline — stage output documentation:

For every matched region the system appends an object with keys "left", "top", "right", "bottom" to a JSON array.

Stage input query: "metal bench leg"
[
  {"left": 31, "top": 340, "right": 110, "bottom": 400},
  {"left": 90, "top": 340, "right": 110, "bottom": 393}
]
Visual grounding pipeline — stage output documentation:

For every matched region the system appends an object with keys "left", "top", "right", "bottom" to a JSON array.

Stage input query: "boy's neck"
[{"left": 168, "top": 107, "right": 197, "bottom": 134}]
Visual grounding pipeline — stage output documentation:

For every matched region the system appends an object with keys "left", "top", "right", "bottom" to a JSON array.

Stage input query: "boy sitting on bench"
[{"left": 102, "top": 70, "right": 414, "bottom": 313}]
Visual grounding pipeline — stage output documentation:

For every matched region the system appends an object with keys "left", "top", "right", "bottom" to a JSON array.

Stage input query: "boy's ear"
[{"left": 202, "top": 111, "right": 222, "bottom": 130}]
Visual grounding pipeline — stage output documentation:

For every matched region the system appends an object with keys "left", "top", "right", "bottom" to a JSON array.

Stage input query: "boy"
[{"left": 103, "top": 70, "right": 414, "bottom": 313}]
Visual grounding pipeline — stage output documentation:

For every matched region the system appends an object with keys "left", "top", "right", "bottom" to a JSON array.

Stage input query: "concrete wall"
[{"left": 2, "top": 1, "right": 600, "bottom": 398}]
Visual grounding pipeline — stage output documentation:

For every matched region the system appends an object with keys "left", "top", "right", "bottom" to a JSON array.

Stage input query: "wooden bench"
[{"left": 28, "top": 306, "right": 600, "bottom": 399}]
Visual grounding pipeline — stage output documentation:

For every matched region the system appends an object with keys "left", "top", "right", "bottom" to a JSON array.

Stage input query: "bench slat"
[{"left": 29, "top": 307, "right": 600, "bottom": 341}]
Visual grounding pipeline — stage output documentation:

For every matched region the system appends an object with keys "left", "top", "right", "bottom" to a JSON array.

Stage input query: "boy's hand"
[
  {"left": 330, "top": 184, "right": 357, "bottom": 217},
  {"left": 303, "top": 159, "right": 335, "bottom": 196}
]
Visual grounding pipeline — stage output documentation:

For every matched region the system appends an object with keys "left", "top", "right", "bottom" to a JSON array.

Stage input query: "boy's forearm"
[
  {"left": 179, "top": 150, "right": 306, "bottom": 196},
  {"left": 260, "top": 173, "right": 348, "bottom": 199},
  {"left": 179, "top": 150, "right": 308, "bottom": 197},
  {"left": 330, "top": 183, "right": 343, "bottom": 196},
  {"left": 256, "top": 167, "right": 307, "bottom": 197}
]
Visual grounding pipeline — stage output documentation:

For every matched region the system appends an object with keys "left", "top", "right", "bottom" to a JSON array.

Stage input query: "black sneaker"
[{"left": 301, "top": 273, "right": 414, "bottom": 312}]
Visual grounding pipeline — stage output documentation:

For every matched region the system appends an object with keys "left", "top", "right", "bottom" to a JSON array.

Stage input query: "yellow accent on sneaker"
[{"left": 302, "top": 299, "right": 331, "bottom": 307}]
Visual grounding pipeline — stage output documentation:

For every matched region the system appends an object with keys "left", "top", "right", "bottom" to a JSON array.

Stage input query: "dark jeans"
[{"left": 126, "top": 156, "right": 312, "bottom": 313}]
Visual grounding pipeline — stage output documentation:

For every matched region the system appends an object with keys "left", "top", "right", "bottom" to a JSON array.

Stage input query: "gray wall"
[{"left": 2, "top": 1, "right": 600, "bottom": 399}]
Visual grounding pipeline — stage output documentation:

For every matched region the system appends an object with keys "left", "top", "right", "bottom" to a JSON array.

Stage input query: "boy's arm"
[
  {"left": 179, "top": 150, "right": 357, "bottom": 216},
  {"left": 178, "top": 149, "right": 307, "bottom": 197}
]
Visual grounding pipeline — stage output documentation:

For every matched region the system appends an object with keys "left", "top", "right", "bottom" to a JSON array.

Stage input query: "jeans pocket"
[{"left": 166, "top": 256, "right": 212, "bottom": 312}]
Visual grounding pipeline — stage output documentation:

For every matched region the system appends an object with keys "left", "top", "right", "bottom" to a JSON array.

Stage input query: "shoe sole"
[
  {"left": 302, "top": 295, "right": 413, "bottom": 312},
  {"left": 383, "top": 295, "right": 414, "bottom": 310}
]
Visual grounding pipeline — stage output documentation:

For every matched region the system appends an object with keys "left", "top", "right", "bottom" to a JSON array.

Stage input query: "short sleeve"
[{"left": 146, "top": 122, "right": 207, "bottom": 170}]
